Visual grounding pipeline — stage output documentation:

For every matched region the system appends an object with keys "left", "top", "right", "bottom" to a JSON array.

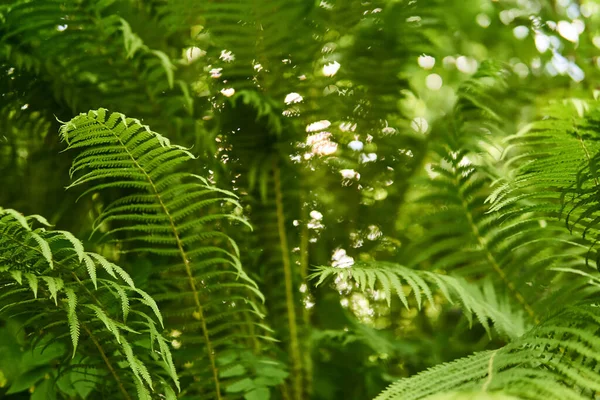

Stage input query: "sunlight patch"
[
  {"left": 323, "top": 61, "right": 341, "bottom": 77},
  {"left": 285, "top": 92, "right": 303, "bottom": 104}
]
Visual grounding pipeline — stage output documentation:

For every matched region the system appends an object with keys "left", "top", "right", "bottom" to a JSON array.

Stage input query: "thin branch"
[{"left": 273, "top": 161, "right": 303, "bottom": 400}]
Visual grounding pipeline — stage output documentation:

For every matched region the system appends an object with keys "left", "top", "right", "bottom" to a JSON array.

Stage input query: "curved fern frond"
[
  {"left": 311, "top": 262, "right": 527, "bottom": 339},
  {"left": 0, "top": 208, "right": 178, "bottom": 400},
  {"left": 59, "top": 108, "right": 271, "bottom": 399},
  {"left": 375, "top": 303, "right": 600, "bottom": 400}
]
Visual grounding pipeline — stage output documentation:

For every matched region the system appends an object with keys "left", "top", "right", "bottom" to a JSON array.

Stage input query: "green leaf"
[
  {"left": 56, "top": 231, "right": 85, "bottom": 262},
  {"left": 133, "top": 288, "right": 163, "bottom": 327},
  {"left": 226, "top": 378, "right": 255, "bottom": 393},
  {"left": 41, "top": 276, "right": 64, "bottom": 305},
  {"left": 65, "top": 288, "right": 80, "bottom": 358},
  {"left": 151, "top": 50, "right": 175, "bottom": 88},
  {"left": 120, "top": 18, "right": 144, "bottom": 58},
  {"left": 1, "top": 209, "right": 30, "bottom": 230},
  {"left": 24, "top": 273, "right": 38, "bottom": 298},
  {"left": 220, "top": 364, "right": 247, "bottom": 378},
  {"left": 20, "top": 342, "right": 66, "bottom": 369},
  {"left": 27, "top": 215, "right": 53, "bottom": 227},
  {"left": 6, "top": 367, "right": 48, "bottom": 394},
  {"left": 245, "top": 387, "right": 270, "bottom": 400},
  {"left": 82, "top": 253, "right": 97, "bottom": 289},
  {"left": 9, "top": 270, "right": 22, "bottom": 284},
  {"left": 31, "top": 378, "right": 57, "bottom": 400},
  {"left": 255, "top": 365, "right": 289, "bottom": 380},
  {"left": 30, "top": 232, "right": 53, "bottom": 269}
]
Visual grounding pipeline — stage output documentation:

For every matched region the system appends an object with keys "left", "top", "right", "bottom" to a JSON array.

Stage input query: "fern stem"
[
  {"left": 454, "top": 173, "right": 539, "bottom": 323},
  {"left": 83, "top": 323, "right": 133, "bottom": 400},
  {"left": 105, "top": 122, "right": 222, "bottom": 398},
  {"left": 299, "top": 196, "right": 313, "bottom": 396},
  {"left": 482, "top": 349, "right": 498, "bottom": 391},
  {"left": 577, "top": 134, "right": 599, "bottom": 186},
  {"left": 273, "top": 162, "right": 303, "bottom": 400}
]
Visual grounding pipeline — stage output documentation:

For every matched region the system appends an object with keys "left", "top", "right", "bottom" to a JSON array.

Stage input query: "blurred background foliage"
[{"left": 2, "top": 0, "right": 600, "bottom": 399}]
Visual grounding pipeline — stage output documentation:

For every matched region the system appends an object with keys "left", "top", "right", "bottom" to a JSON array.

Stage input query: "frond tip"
[{"left": 0, "top": 208, "right": 179, "bottom": 399}]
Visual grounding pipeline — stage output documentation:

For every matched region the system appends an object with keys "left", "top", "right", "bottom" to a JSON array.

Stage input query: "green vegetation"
[{"left": 2, "top": 0, "right": 600, "bottom": 399}]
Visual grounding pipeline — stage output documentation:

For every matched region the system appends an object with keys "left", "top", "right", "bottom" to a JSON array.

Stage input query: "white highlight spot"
[
  {"left": 340, "top": 169, "right": 360, "bottom": 180},
  {"left": 221, "top": 88, "right": 235, "bottom": 97},
  {"left": 499, "top": 10, "right": 515, "bottom": 25},
  {"left": 339, "top": 122, "right": 356, "bottom": 132},
  {"left": 219, "top": 49, "right": 235, "bottom": 62},
  {"left": 418, "top": 55, "right": 435, "bottom": 70},
  {"left": 513, "top": 63, "right": 529, "bottom": 78},
  {"left": 425, "top": 73, "right": 443, "bottom": 90},
  {"left": 557, "top": 20, "right": 579, "bottom": 42},
  {"left": 348, "top": 140, "right": 364, "bottom": 151},
  {"left": 476, "top": 14, "right": 491, "bottom": 28},
  {"left": 285, "top": 92, "right": 303, "bottom": 104},
  {"left": 568, "top": 62, "right": 585, "bottom": 82},
  {"left": 360, "top": 153, "right": 377, "bottom": 163},
  {"left": 307, "top": 131, "right": 337, "bottom": 155},
  {"left": 535, "top": 34, "right": 550, "bottom": 53},
  {"left": 185, "top": 47, "right": 205, "bottom": 63},
  {"left": 572, "top": 19, "right": 585, "bottom": 34},
  {"left": 306, "top": 120, "right": 331, "bottom": 132},
  {"left": 456, "top": 56, "right": 478, "bottom": 74},
  {"left": 323, "top": 61, "right": 341, "bottom": 77},
  {"left": 332, "top": 248, "right": 354, "bottom": 268},
  {"left": 513, "top": 25, "right": 529, "bottom": 40},
  {"left": 411, "top": 117, "right": 428, "bottom": 134},
  {"left": 310, "top": 210, "right": 323, "bottom": 220}
]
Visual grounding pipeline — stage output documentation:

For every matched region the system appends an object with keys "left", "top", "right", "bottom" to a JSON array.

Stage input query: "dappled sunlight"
[
  {"left": 284, "top": 92, "right": 303, "bottom": 104},
  {"left": 3, "top": 0, "right": 600, "bottom": 398},
  {"left": 322, "top": 61, "right": 341, "bottom": 77}
]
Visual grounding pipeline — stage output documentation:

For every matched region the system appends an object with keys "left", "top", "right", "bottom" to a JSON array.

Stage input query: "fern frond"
[
  {"left": 0, "top": 208, "right": 178, "bottom": 399},
  {"left": 399, "top": 69, "right": 599, "bottom": 325},
  {"left": 311, "top": 262, "right": 527, "bottom": 339},
  {"left": 59, "top": 108, "right": 271, "bottom": 398},
  {"left": 489, "top": 100, "right": 600, "bottom": 247},
  {"left": 0, "top": 0, "right": 190, "bottom": 135},
  {"left": 375, "top": 303, "right": 600, "bottom": 400}
]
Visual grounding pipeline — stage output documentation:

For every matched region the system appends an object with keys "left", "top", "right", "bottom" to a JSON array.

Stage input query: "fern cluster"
[
  {"left": 3, "top": 1, "right": 600, "bottom": 399},
  {"left": 311, "top": 67, "right": 600, "bottom": 398},
  {"left": 376, "top": 303, "right": 600, "bottom": 400},
  {"left": 59, "top": 108, "right": 276, "bottom": 398},
  {"left": 0, "top": 208, "right": 178, "bottom": 399}
]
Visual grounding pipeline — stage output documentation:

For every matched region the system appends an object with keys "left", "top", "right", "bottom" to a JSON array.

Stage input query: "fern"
[
  {"left": 393, "top": 66, "right": 600, "bottom": 326},
  {"left": 0, "top": 208, "right": 178, "bottom": 399},
  {"left": 59, "top": 108, "right": 273, "bottom": 399},
  {"left": 366, "top": 84, "right": 600, "bottom": 399},
  {"left": 489, "top": 100, "right": 600, "bottom": 254},
  {"left": 0, "top": 0, "right": 191, "bottom": 135},
  {"left": 6, "top": 1, "right": 600, "bottom": 399},
  {"left": 375, "top": 303, "right": 600, "bottom": 400},
  {"left": 311, "top": 262, "right": 527, "bottom": 340},
  {"left": 164, "top": 2, "right": 440, "bottom": 396}
]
